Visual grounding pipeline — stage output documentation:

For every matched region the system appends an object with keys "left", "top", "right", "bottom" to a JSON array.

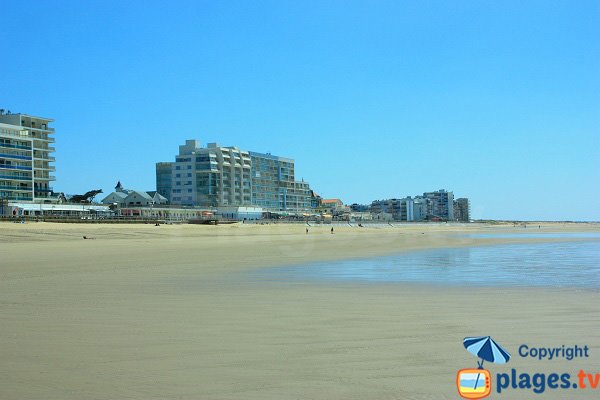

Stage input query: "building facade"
[
  {"left": 155, "top": 162, "right": 173, "bottom": 202},
  {"left": 249, "top": 151, "right": 292, "bottom": 210},
  {"left": 370, "top": 198, "right": 402, "bottom": 219},
  {"left": 412, "top": 197, "right": 429, "bottom": 221},
  {"left": 157, "top": 140, "right": 313, "bottom": 212},
  {"left": 423, "top": 189, "right": 454, "bottom": 221},
  {"left": 370, "top": 197, "right": 427, "bottom": 221},
  {"left": 249, "top": 151, "right": 312, "bottom": 212},
  {"left": 454, "top": 197, "right": 470, "bottom": 222},
  {"left": 319, "top": 198, "right": 345, "bottom": 214},
  {"left": 0, "top": 112, "right": 55, "bottom": 202}
]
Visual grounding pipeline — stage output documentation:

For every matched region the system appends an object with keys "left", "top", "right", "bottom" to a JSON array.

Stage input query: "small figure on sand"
[
  {"left": 331, "top": 227, "right": 334, "bottom": 234},
  {"left": 306, "top": 228, "right": 309, "bottom": 234}
]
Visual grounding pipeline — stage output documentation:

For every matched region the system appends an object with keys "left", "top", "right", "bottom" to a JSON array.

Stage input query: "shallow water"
[
  {"left": 463, "top": 232, "right": 600, "bottom": 239},
  {"left": 250, "top": 239, "right": 600, "bottom": 288}
]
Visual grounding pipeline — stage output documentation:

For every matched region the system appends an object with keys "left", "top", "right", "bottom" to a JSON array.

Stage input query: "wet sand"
[{"left": 1, "top": 222, "right": 599, "bottom": 399}]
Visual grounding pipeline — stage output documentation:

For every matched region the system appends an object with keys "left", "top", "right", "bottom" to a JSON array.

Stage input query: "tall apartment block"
[
  {"left": 453, "top": 198, "right": 470, "bottom": 222},
  {"left": 0, "top": 111, "right": 55, "bottom": 202},
  {"left": 423, "top": 189, "right": 454, "bottom": 221},
  {"left": 155, "top": 162, "right": 174, "bottom": 203},
  {"left": 156, "top": 140, "right": 252, "bottom": 207},
  {"left": 157, "top": 140, "right": 312, "bottom": 212},
  {"left": 250, "top": 151, "right": 311, "bottom": 212}
]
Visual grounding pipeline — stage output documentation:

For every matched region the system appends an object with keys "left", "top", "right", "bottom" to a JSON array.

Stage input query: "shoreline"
[{"left": 2, "top": 221, "right": 599, "bottom": 274}]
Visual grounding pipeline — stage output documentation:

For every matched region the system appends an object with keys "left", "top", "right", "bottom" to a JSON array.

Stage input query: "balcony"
[
  {"left": 0, "top": 185, "right": 33, "bottom": 191},
  {"left": 10, "top": 196, "right": 33, "bottom": 201},
  {"left": 25, "top": 124, "right": 54, "bottom": 132},
  {"left": 0, "top": 174, "right": 31, "bottom": 181},
  {"left": 0, "top": 142, "right": 31, "bottom": 151},
  {"left": 32, "top": 137, "right": 55, "bottom": 144},
  {"left": 34, "top": 175, "right": 55, "bottom": 181},
  {"left": 0, "top": 153, "right": 32, "bottom": 161},
  {"left": 0, "top": 164, "right": 32, "bottom": 171},
  {"left": 33, "top": 154, "right": 56, "bottom": 161},
  {"left": 35, "top": 166, "right": 56, "bottom": 171}
]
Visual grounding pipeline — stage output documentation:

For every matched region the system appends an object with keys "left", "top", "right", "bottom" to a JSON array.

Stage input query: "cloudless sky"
[{"left": 1, "top": 0, "right": 598, "bottom": 220}]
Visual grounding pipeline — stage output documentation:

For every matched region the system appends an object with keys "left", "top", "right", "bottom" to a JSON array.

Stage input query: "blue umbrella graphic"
[{"left": 463, "top": 336, "right": 511, "bottom": 390}]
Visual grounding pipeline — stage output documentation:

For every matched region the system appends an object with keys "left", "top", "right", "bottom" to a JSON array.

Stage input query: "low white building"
[
  {"left": 101, "top": 181, "right": 168, "bottom": 207},
  {"left": 101, "top": 191, "right": 127, "bottom": 205},
  {"left": 217, "top": 206, "right": 262, "bottom": 220},
  {"left": 2, "top": 201, "right": 110, "bottom": 217}
]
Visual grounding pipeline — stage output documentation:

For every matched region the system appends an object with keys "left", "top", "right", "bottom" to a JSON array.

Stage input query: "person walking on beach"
[
  {"left": 306, "top": 228, "right": 309, "bottom": 234},
  {"left": 331, "top": 227, "right": 334, "bottom": 234}
]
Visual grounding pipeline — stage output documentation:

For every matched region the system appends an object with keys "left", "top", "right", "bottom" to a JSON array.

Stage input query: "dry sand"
[{"left": 1, "top": 222, "right": 599, "bottom": 399}]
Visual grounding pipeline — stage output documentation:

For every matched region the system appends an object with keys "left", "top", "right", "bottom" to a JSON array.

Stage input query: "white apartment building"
[
  {"left": 0, "top": 111, "right": 55, "bottom": 202},
  {"left": 158, "top": 140, "right": 252, "bottom": 207},
  {"left": 157, "top": 140, "right": 313, "bottom": 212}
]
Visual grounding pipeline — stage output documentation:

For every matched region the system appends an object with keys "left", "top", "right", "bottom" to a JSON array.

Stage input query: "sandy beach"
[{"left": 1, "top": 222, "right": 599, "bottom": 399}]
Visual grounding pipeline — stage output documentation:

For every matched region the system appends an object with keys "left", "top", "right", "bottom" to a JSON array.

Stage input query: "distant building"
[
  {"left": 370, "top": 198, "right": 401, "bottom": 220},
  {"left": 412, "top": 197, "right": 428, "bottom": 221},
  {"left": 350, "top": 211, "right": 373, "bottom": 221},
  {"left": 454, "top": 198, "right": 470, "bottom": 222},
  {"left": 350, "top": 203, "right": 369, "bottom": 212},
  {"left": 155, "top": 162, "right": 173, "bottom": 202},
  {"left": 423, "top": 189, "right": 454, "bottom": 221},
  {"left": 310, "top": 190, "right": 322, "bottom": 209},
  {"left": 370, "top": 197, "right": 427, "bottom": 221},
  {"left": 320, "top": 198, "right": 344, "bottom": 213},
  {"left": 157, "top": 140, "right": 313, "bottom": 212},
  {"left": 371, "top": 212, "right": 393, "bottom": 222},
  {"left": 250, "top": 151, "right": 311, "bottom": 212},
  {"left": 0, "top": 111, "right": 56, "bottom": 202},
  {"left": 101, "top": 191, "right": 127, "bottom": 205},
  {"left": 101, "top": 181, "right": 168, "bottom": 207}
]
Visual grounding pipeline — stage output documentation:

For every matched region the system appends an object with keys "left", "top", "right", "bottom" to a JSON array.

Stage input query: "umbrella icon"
[
  {"left": 464, "top": 336, "right": 511, "bottom": 367},
  {"left": 462, "top": 336, "right": 511, "bottom": 391}
]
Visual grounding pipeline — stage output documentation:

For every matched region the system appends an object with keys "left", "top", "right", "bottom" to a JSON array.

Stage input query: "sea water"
[{"left": 251, "top": 237, "right": 600, "bottom": 288}]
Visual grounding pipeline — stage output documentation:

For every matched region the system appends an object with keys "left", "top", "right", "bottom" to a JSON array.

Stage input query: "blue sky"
[{"left": 1, "top": 0, "right": 598, "bottom": 220}]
